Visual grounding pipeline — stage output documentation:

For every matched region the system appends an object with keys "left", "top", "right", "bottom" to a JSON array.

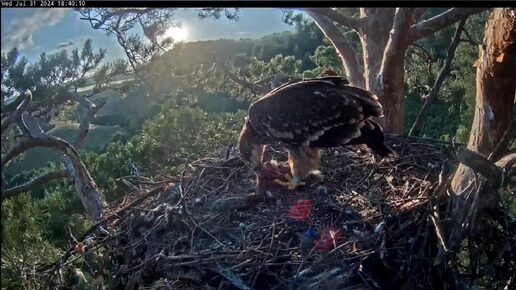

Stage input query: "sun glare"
[{"left": 164, "top": 26, "right": 188, "bottom": 42}]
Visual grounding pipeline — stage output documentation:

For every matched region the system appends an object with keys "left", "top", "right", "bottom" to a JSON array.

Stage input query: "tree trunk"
[
  {"left": 358, "top": 8, "right": 395, "bottom": 91},
  {"left": 307, "top": 11, "right": 366, "bottom": 87},
  {"left": 307, "top": 8, "right": 488, "bottom": 135},
  {"left": 361, "top": 8, "right": 412, "bottom": 134},
  {"left": 452, "top": 8, "right": 516, "bottom": 192}
]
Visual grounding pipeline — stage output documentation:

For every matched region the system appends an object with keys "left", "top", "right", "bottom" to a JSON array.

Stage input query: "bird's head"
[{"left": 238, "top": 117, "right": 265, "bottom": 171}]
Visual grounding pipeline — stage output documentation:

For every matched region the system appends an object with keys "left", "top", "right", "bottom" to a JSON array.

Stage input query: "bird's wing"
[{"left": 248, "top": 79, "right": 383, "bottom": 147}]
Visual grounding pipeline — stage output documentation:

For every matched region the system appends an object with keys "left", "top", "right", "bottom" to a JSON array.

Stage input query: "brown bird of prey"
[{"left": 238, "top": 73, "right": 396, "bottom": 191}]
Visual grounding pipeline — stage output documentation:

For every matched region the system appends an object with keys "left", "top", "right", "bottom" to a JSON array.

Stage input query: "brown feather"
[{"left": 248, "top": 77, "right": 382, "bottom": 148}]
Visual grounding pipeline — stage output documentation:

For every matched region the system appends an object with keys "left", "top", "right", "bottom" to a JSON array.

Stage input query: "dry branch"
[
  {"left": 304, "top": 8, "right": 362, "bottom": 31},
  {"left": 1, "top": 134, "right": 77, "bottom": 169},
  {"left": 215, "top": 60, "right": 270, "bottom": 94},
  {"left": 1, "top": 90, "right": 32, "bottom": 134},
  {"left": 455, "top": 146, "right": 513, "bottom": 187},
  {"left": 1, "top": 90, "right": 106, "bottom": 221},
  {"left": 409, "top": 19, "right": 467, "bottom": 136},
  {"left": 36, "top": 134, "right": 515, "bottom": 289},
  {"left": 409, "top": 8, "right": 488, "bottom": 42},
  {"left": 2, "top": 115, "right": 106, "bottom": 220},
  {"left": 72, "top": 93, "right": 106, "bottom": 148},
  {"left": 1, "top": 170, "right": 68, "bottom": 200}
]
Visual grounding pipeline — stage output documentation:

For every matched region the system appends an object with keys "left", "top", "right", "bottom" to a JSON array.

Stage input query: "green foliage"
[
  {"left": 303, "top": 44, "right": 345, "bottom": 77},
  {"left": 38, "top": 183, "right": 92, "bottom": 248},
  {"left": 1, "top": 178, "right": 90, "bottom": 289},
  {"left": 404, "top": 13, "right": 487, "bottom": 141},
  {"left": 85, "top": 105, "right": 246, "bottom": 200},
  {"left": 92, "top": 114, "right": 131, "bottom": 127},
  {"left": 84, "top": 142, "right": 133, "bottom": 200},
  {"left": 1, "top": 193, "right": 59, "bottom": 289},
  {"left": 135, "top": 106, "right": 245, "bottom": 172},
  {"left": 246, "top": 54, "right": 303, "bottom": 80}
]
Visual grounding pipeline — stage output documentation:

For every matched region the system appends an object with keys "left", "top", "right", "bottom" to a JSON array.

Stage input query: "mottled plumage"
[{"left": 239, "top": 75, "right": 395, "bottom": 191}]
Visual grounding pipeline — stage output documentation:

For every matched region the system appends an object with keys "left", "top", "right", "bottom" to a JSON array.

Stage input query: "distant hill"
[
  {"left": 160, "top": 30, "right": 322, "bottom": 72},
  {"left": 79, "top": 30, "right": 323, "bottom": 128}
]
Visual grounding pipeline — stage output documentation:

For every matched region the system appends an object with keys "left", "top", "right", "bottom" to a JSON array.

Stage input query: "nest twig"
[{"left": 39, "top": 135, "right": 515, "bottom": 290}]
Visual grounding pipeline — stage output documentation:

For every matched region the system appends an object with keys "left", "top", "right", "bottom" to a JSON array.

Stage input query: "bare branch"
[
  {"left": 409, "top": 8, "right": 488, "bottom": 42},
  {"left": 2, "top": 112, "right": 106, "bottom": 221},
  {"left": 38, "top": 185, "right": 163, "bottom": 275},
  {"left": 304, "top": 8, "right": 362, "bottom": 31},
  {"left": 306, "top": 11, "right": 365, "bottom": 87},
  {"left": 79, "top": 8, "right": 158, "bottom": 30},
  {"left": 495, "top": 154, "right": 516, "bottom": 172},
  {"left": 2, "top": 170, "right": 68, "bottom": 200},
  {"left": 409, "top": 19, "right": 466, "bottom": 136},
  {"left": 254, "top": 75, "right": 276, "bottom": 86},
  {"left": 1, "top": 134, "right": 79, "bottom": 169},
  {"left": 1, "top": 91, "right": 32, "bottom": 134},
  {"left": 1, "top": 91, "right": 28, "bottom": 115},
  {"left": 20, "top": 111, "right": 46, "bottom": 138},
  {"left": 72, "top": 93, "right": 106, "bottom": 149},
  {"left": 456, "top": 147, "right": 513, "bottom": 187},
  {"left": 417, "top": 45, "right": 435, "bottom": 84},
  {"left": 215, "top": 60, "right": 269, "bottom": 94}
]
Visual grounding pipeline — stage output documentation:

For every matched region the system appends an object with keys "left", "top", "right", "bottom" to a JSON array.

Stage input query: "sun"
[{"left": 163, "top": 26, "right": 188, "bottom": 42}]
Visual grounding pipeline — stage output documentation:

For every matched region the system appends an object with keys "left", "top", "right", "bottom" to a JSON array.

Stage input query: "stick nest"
[{"left": 50, "top": 136, "right": 516, "bottom": 290}]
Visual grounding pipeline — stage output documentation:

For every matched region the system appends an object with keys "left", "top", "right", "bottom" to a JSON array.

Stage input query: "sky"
[{"left": 1, "top": 8, "right": 296, "bottom": 62}]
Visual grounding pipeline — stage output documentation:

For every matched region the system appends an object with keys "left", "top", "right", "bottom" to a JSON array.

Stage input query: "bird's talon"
[
  {"left": 273, "top": 175, "right": 305, "bottom": 190},
  {"left": 273, "top": 179, "right": 291, "bottom": 187}
]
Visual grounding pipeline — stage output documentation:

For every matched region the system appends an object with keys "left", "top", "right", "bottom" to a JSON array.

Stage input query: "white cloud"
[{"left": 1, "top": 9, "right": 68, "bottom": 50}]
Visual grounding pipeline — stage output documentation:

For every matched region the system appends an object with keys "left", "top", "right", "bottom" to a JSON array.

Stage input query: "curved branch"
[
  {"left": 73, "top": 94, "right": 106, "bottom": 149},
  {"left": 456, "top": 147, "right": 514, "bottom": 187},
  {"left": 2, "top": 113, "right": 106, "bottom": 221},
  {"left": 304, "top": 8, "right": 362, "bottom": 31},
  {"left": 306, "top": 11, "right": 365, "bottom": 87},
  {"left": 1, "top": 170, "right": 68, "bottom": 200},
  {"left": 409, "top": 19, "right": 466, "bottom": 136},
  {"left": 1, "top": 136, "right": 79, "bottom": 168},
  {"left": 409, "top": 8, "right": 488, "bottom": 42},
  {"left": 1, "top": 90, "right": 32, "bottom": 134},
  {"left": 216, "top": 60, "right": 269, "bottom": 94}
]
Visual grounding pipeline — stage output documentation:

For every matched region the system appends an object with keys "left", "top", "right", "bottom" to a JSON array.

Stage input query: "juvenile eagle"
[{"left": 238, "top": 74, "right": 396, "bottom": 190}]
